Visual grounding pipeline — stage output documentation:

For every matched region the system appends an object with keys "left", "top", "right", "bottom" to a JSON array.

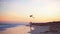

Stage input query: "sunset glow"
[{"left": 0, "top": 0, "right": 60, "bottom": 23}]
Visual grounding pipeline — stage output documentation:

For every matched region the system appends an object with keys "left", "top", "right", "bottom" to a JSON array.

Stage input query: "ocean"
[{"left": 0, "top": 22, "right": 30, "bottom": 34}]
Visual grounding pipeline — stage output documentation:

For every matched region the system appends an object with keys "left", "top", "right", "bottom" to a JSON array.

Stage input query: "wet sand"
[{"left": 0, "top": 26, "right": 30, "bottom": 34}]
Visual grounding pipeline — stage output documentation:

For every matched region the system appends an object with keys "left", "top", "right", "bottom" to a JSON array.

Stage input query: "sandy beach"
[{"left": 0, "top": 26, "right": 30, "bottom": 34}]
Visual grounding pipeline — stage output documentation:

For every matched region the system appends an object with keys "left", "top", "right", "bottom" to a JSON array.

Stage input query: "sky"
[{"left": 0, "top": 0, "right": 60, "bottom": 22}]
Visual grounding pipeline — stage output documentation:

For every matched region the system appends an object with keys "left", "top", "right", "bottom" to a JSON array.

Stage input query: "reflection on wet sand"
[{"left": 0, "top": 26, "right": 30, "bottom": 34}]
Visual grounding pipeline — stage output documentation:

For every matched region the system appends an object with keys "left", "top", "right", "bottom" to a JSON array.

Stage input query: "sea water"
[{"left": 0, "top": 22, "right": 30, "bottom": 34}]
